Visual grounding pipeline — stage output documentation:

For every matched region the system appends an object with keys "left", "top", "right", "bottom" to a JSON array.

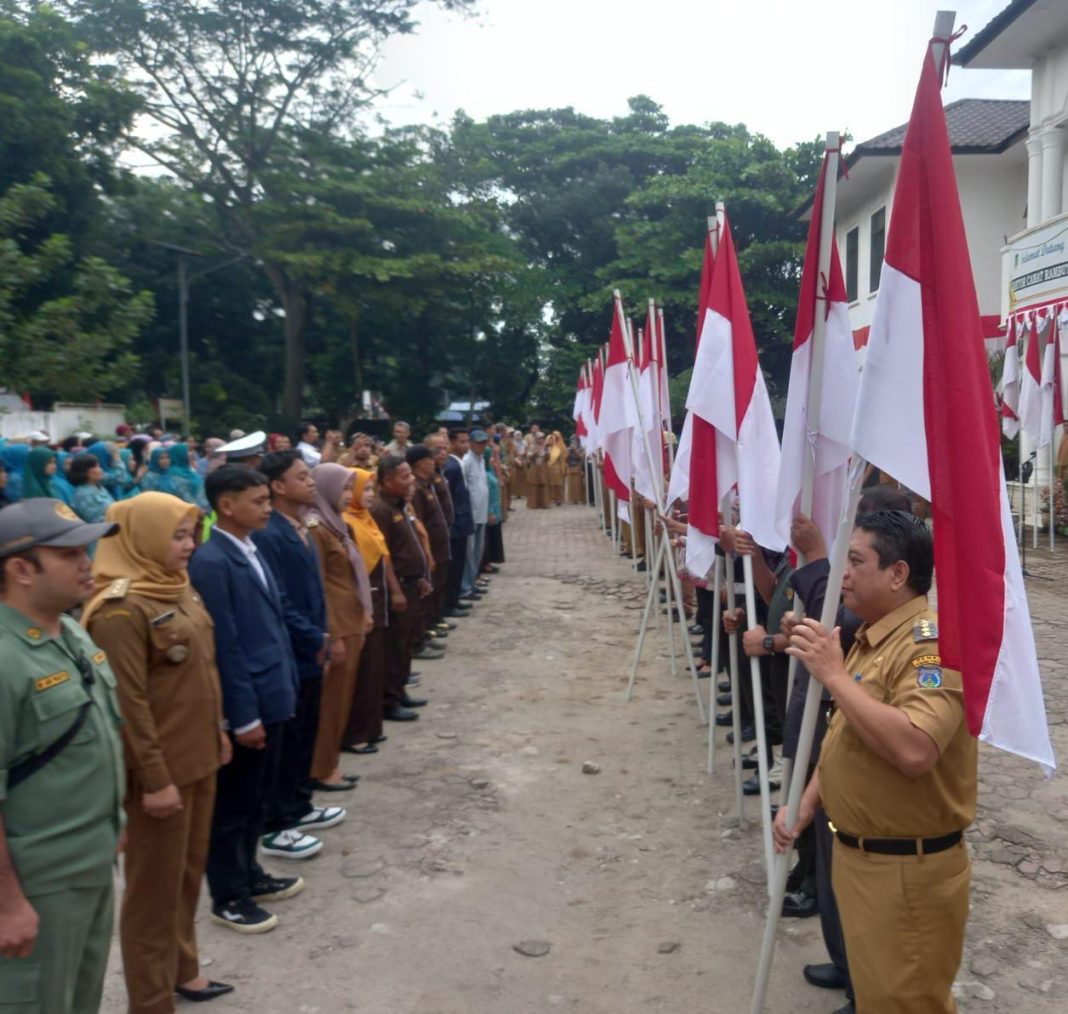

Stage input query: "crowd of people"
[{"left": 0, "top": 415, "right": 590, "bottom": 1014}]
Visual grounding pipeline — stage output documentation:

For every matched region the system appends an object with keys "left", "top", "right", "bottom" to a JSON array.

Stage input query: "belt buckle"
[{"left": 827, "top": 819, "right": 838, "bottom": 834}]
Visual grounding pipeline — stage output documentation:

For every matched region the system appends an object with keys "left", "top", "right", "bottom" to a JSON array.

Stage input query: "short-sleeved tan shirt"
[{"left": 819, "top": 595, "right": 978, "bottom": 839}]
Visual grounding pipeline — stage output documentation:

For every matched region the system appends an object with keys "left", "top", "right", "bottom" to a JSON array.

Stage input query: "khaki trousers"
[
  {"left": 122, "top": 774, "right": 215, "bottom": 1014},
  {"left": 832, "top": 837, "right": 970, "bottom": 1013},
  {"left": 312, "top": 632, "right": 363, "bottom": 779}
]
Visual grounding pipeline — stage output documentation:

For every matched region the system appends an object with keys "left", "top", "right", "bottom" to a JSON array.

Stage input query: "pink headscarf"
[{"left": 309, "top": 463, "right": 372, "bottom": 613}]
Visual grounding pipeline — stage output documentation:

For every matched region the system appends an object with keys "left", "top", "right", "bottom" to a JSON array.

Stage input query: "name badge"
[{"left": 35, "top": 671, "right": 70, "bottom": 692}]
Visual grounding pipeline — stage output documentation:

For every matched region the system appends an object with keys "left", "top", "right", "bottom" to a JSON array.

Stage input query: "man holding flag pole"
[{"left": 752, "top": 13, "right": 1055, "bottom": 1013}]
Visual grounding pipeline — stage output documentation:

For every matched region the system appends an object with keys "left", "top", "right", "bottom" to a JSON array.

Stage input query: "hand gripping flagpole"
[
  {"left": 620, "top": 289, "right": 706, "bottom": 723},
  {"left": 781, "top": 130, "right": 841, "bottom": 803},
  {"left": 750, "top": 18, "right": 955, "bottom": 1009}
]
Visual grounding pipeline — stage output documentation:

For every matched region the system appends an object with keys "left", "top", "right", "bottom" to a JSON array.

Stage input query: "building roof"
[
  {"left": 951, "top": 0, "right": 1067, "bottom": 69},
  {"left": 848, "top": 98, "right": 1030, "bottom": 159}
]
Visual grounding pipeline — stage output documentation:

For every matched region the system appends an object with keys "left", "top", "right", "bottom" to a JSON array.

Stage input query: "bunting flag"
[
  {"left": 685, "top": 213, "right": 785, "bottom": 578},
  {"left": 666, "top": 228, "right": 717, "bottom": 509},
  {"left": 850, "top": 41, "right": 1054, "bottom": 770},
  {"left": 1018, "top": 316, "right": 1043, "bottom": 444},
  {"left": 600, "top": 300, "right": 636, "bottom": 523},
  {"left": 775, "top": 152, "right": 859, "bottom": 545},
  {"left": 1000, "top": 319, "right": 1021, "bottom": 439}
]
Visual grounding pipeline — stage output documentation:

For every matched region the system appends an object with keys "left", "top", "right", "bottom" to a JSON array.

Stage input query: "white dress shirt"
[{"left": 462, "top": 451, "right": 490, "bottom": 525}]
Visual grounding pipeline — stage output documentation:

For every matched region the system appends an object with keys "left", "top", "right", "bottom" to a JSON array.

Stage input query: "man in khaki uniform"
[
  {"left": 775, "top": 510, "right": 977, "bottom": 1014},
  {"left": 0, "top": 499, "right": 124, "bottom": 1014}
]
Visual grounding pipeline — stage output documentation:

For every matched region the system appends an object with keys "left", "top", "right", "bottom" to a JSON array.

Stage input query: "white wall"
[{"left": 835, "top": 169, "right": 896, "bottom": 334}]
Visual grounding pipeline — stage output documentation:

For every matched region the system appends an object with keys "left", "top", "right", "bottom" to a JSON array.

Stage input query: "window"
[
  {"left": 870, "top": 207, "right": 886, "bottom": 293},
  {"left": 845, "top": 227, "right": 859, "bottom": 302}
]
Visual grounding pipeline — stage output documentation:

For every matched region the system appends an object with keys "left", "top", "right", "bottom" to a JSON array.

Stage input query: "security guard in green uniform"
[{"left": 0, "top": 498, "right": 124, "bottom": 1013}]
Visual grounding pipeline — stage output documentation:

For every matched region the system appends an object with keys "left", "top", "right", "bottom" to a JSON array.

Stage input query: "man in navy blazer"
[
  {"left": 189, "top": 466, "right": 307, "bottom": 934},
  {"left": 253, "top": 450, "right": 345, "bottom": 854},
  {"left": 444, "top": 429, "right": 474, "bottom": 615}
]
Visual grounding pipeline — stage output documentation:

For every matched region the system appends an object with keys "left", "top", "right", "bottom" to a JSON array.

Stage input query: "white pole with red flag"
[
  {"left": 752, "top": 14, "right": 1055, "bottom": 1009},
  {"left": 619, "top": 290, "right": 707, "bottom": 722}
]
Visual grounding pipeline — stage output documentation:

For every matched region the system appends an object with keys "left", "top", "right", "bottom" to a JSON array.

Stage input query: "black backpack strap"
[{"left": 8, "top": 700, "right": 92, "bottom": 790}]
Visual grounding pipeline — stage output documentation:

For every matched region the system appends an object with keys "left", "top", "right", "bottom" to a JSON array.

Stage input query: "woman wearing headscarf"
[
  {"left": 21, "top": 446, "right": 57, "bottom": 499},
  {"left": 87, "top": 440, "right": 136, "bottom": 499},
  {"left": 167, "top": 443, "right": 209, "bottom": 513},
  {"left": 307, "top": 463, "right": 373, "bottom": 787},
  {"left": 83, "top": 493, "right": 233, "bottom": 1012},
  {"left": 0, "top": 458, "right": 11, "bottom": 508},
  {"left": 547, "top": 431, "right": 566, "bottom": 506},
  {"left": 525, "top": 433, "right": 550, "bottom": 509},
  {"left": 0, "top": 442, "right": 30, "bottom": 501},
  {"left": 70, "top": 453, "right": 116, "bottom": 526},
  {"left": 566, "top": 435, "right": 587, "bottom": 504},
  {"left": 141, "top": 447, "right": 178, "bottom": 496},
  {"left": 510, "top": 431, "right": 527, "bottom": 500},
  {"left": 482, "top": 444, "right": 506, "bottom": 571},
  {"left": 341, "top": 468, "right": 389, "bottom": 753}
]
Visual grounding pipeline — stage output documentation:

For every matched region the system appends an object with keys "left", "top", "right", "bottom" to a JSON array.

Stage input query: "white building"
[{"left": 956, "top": 0, "right": 1068, "bottom": 495}]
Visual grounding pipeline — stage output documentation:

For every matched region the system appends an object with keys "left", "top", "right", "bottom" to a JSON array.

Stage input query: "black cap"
[{"left": 0, "top": 499, "right": 119, "bottom": 558}]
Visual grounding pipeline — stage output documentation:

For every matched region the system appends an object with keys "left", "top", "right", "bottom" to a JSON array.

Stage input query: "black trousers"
[
  {"left": 384, "top": 579, "right": 420, "bottom": 708},
  {"left": 446, "top": 536, "right": 469, "bottom": 607},
  {"left": 346, "top": 625, "right": 385, "bottom": 746},
  {"left": 815, "top": 806, "right": 853, "bottom": 1000},
  {"left": 206, "top": 721, "right": 284, "bottom": 905},
  {"left": 266, "top": 674, "right": 322, "bottom": 831}
]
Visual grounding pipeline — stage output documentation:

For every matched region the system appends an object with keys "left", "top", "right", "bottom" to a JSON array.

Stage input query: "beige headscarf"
[{"left": 82, "top": 492, "right": 198, "bottom": 626}]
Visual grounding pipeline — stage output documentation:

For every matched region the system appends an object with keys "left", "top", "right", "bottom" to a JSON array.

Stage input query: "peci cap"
[
  {"left": 470, "top": 428, "right": 489, "bottom": 443},
  {"left": 0, "top": 498, "right": 119, "bottom": 558},
  {"left": 219, "top": 430, "right": 266, "bottom": 460}
]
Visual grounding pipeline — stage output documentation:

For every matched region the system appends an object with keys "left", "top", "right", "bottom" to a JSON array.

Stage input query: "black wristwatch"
[{"left": 762, "top": 635, "right": 777, "bottom": 654}]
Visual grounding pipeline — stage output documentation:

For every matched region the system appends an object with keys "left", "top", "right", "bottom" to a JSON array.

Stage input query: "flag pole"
[
  {"left": 751, "top": 17, "right": 956, "bottom": 1010},
  {"left": 706, "top": 554, "right": 722, "bottom": 775},
  {"left": 618, "top": 288, "right": 706, "bottom": 722},
  {"left": 782, "top": 130, "right": 841, "bottom": 802}
]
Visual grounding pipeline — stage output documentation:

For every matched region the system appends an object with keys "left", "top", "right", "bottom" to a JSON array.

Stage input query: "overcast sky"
[{"left": 370, "top": 0, "right": 1029, "bottom": 149}]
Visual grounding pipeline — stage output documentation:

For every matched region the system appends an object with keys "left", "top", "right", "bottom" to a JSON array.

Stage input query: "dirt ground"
[{"left": 101, "top": 503, "right": 1068, "bottom": 1013}]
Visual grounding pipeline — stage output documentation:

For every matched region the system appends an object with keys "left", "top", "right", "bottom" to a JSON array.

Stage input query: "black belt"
[
  {"left": 835, "top": 829, "right": 962, "bottom": 856},
  {"left": 398, "top": 575, "right": 423, "bottom": 584}
]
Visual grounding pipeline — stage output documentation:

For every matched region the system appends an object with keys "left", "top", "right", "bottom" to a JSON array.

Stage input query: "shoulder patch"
[
  {"left": 307, "top": 517, "right": 320, "bottom": 528},
  {"left": 913, "top": 619, "right": 938, "bottom": 643},
  {"left": 912, "top": 654, "right": 941, "bottom": 668},
  {"left": 92, "top": 650, "right": 107, "bottom": 665},
  {"left": 104, "top": 578, "right": 131, "bottom": 601},
  {"left": 392, "top": 513, "right": 404, "bottom": 522},
  {"left": 916, "top": 666, "right": 943, "bottom": 689}
]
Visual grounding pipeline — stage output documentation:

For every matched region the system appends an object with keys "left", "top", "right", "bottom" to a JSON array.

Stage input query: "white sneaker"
[
  {"left": 768, "top": 758, "right": 783, "bottom": 782},
  {"left": 260, "top": 828, "right": 323, "bottom": 859},
  {"left": 292, "top": 805, "right": 346, "bottom": 831}
]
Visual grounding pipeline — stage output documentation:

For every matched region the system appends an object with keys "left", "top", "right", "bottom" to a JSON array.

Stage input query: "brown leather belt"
[{"left": 835, "top": 830, "right": 962, "bottom": 856}]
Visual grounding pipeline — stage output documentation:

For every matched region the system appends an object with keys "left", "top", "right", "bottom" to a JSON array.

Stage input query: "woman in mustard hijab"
[
  {"left": 84, "top": 493, "right": 233, "bottom": 1011},
  {"left": 547, "top": 431, "right": 566, "bottom": 506},
  {"left": 341, "top": 468, "right": 390, "bottom": 753}
]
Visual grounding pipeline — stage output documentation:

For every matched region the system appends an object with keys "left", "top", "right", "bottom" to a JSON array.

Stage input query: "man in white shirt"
[
  {"left": 384, "top": 420, "right": 411, "bottom": 458},
  {"left": 461, "top": 430, "right": 490, "bottom": 599}
]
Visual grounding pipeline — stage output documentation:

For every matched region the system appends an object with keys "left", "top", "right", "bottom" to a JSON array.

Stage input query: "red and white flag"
[
  {"left": 573, "top": 365, "right": 590, "bottom": 446},
  {"left": 1040, "top": 317, "right": 1063, "bottom": 448},
  {"left": 601, "top": 300, "right": 637, "bottom": 523},
  {"left": 1000, "top": 319, "right": 1022, "bottom": 439},
  {"left": 655, "top": 310, "right": 672, "bottom": 436},
  {"left": 633, "top": 308, "right": 662, "bottom": 503},
  {"left": 850, "top": 42, "right": 1054, "bottom": 770},
  {"left": 776, "top": 153, "right": 859, "bottom": 546},
  {"left": 685, "top": 214, "right": 785, "bottom": 578},
  {"left": 667, "top": 229, "right": 717, "bottom": 509},
  {"left": 1018, "top": 315, "right": 1044, "bottom": 444},
  {"left": 589, "top": 351, "right": 606, "bottom": 455}
]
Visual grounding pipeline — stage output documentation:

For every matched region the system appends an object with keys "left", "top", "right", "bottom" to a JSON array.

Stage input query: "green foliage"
[{"left": 0, "top": 175, "right": 152, "bottom": 401}]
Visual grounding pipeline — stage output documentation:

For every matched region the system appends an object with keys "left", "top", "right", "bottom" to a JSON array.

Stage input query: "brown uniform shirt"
[
  {"left": 818, "top": 595, "right": 977, "bottom": 840},
  {"left": 432, "top": 470, "right": 455, "bottom": 527},
  {"left": 308, "top": 520, "right": 368, "bottom": 639},
  {"left": 88, "top": 586, "right": 223, "bottom": 794},
  {"left": 413, "top": 477, "right": 450, "bottom": 564},
  {"left": 371, "top": 493, "right": 428, "bottom": 581}
]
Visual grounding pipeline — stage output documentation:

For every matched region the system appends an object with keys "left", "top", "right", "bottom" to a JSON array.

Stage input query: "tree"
[
  {"left": 0, "top": 176, "right": 152, "bottom": 402},
  {"left": 45, "top": 0, "right": 475, "bottom": 417}
]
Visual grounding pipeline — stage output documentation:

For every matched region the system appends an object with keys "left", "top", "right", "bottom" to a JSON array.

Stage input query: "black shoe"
[
  {"left": 743, "top": 774, "right": 781, "bottom": 796},
  {"left": 370, "top": 734, "right": 388, "bottom": 744},
  {"left": 688, "top": 623, "right": 704, "bottom": 635},
  {"left": 697, "top": 668, "right": 711, "bottom": 679},
  {"left": 803, "top": 963, "right": 849, "bottom": 990},
  {"left": 175, "top": 981, "right": 236, "bottom": 1002},
  {"left": 726, "top": 724, "right": 756, "bottom": 745},
  {"left": 407, "top": 675, "right": 421, "bottom": 687},
  {"left": 718, "top": 680, "right": 731, "bottom": 693},
  {"left": 715, "top": 711, "right": 733, "bottom": 727},
  {"left": 461, "top": 591, "right": 483, "bottom": 601},
  {"left": 250, "top": 874, "right": 305, "bottom": 903},
  {"left": 341, "top": 743, "right": 378, "bottom": 755},
  {"left": 782, "top": 889, "right": 818, "bottom": 919},
  {"left": 209, "top": 899, "right": 277, "bottom": 934},
  {"left": 412, "top": 644, "right": 445, "bottom": 660},
  {"left": 635, "top": 560, "right": 648, "bottom": 572},
  {"left": 384, "top": 706, "right": 419, "bottom": 722},
  {"left": 742, "top": 754, "right": 759, "bottom": 770},
  {"left": 437, "top": 620, "right": 458, "bottom": 631},
  {"left": 308, "top": 778, "right": 356, "bottom": 792},
  {"left": 445, "top": 607, "right": 471, "bottom": 618},
  {"left": 400, "top": 695, "right": 427, "bottom": 708},
  {"left": 717, "top": 693, "right": 732, "bottom": 707},
  {"left": 786, "top": 862, "right": 805, "bottom": 893}
]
